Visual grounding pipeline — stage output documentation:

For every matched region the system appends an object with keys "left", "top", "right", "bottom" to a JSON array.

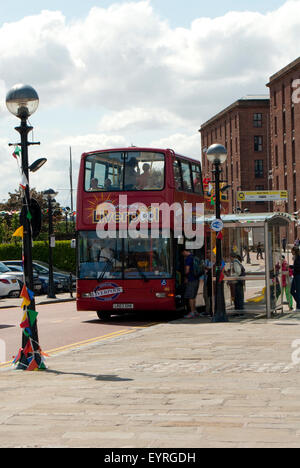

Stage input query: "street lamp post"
[
  {"left": 43, "top": 189, "right": 58, "bottom": 299},
  {"left": 6, "top": 84, "right": 42, "bottom": 369},
  {"left": 206, "top": 143, "right": 228, "bottom": 323}
]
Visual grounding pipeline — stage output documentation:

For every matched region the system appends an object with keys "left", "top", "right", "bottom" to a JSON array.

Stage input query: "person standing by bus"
[
  {"left": 182, "top": 249, "right": 200, "bottom": 319},
  {"left": 291, "top": 247, "right": 300, "bottom": 312}
]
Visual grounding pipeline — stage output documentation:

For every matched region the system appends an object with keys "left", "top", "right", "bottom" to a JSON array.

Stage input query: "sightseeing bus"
[{"left": 76, "top": 147, "right": 205, "bottom": 319}]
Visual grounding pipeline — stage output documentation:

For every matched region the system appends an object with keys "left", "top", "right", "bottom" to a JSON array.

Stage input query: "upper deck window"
[{"left": 85, "top": 151, "right": 165, "bottom": 192}]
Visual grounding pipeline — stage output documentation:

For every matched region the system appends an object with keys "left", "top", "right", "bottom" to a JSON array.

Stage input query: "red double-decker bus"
[{"left": 76, "top": 147, "right": 205, "bottom": 319}]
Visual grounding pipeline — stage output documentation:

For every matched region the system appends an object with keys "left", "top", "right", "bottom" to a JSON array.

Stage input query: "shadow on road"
[{"left": 45, "top": 368, "right": 133, "bottom": 382}]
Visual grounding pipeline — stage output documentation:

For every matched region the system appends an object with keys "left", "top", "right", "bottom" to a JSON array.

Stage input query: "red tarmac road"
[{"left": 0, "top": 301, "right": 165, "bottom": 367}]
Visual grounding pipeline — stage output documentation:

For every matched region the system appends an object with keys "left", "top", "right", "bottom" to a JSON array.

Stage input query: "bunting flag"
[
  {"left": 23, "top": 328, "right": 32, "bottom": 338},
  {"left": 23, "top": 340, "right": 33, "bottom": 356},
  {"left": 27, "top": 359, "right": 39, "bottom": 372},
  {"left": 27, "top": 309, "right": 38, "bottom": 327},
  {"left": 212, "top": 247, "right": 217, "bottom": 255},
  {"left": 19, "top": 172, "right": 28, "bottom": 190},
  {"left": 12, "top": 146, "right": 21, "bottom": 159},
  {"left": 219, "top": 260, "right": 226, "bottom": 283},
  {"left": 27, "top": 289, "right": 34, "bottom": 301},
  {"left": 20, "top": 318, "right": 30, "bottom": 329},
  {"left": 12, "top": 348, "right": 23, "bottom": 364},
  {"left": 12, "top": 226, "right": 24, "bottom": 238},
  {"left": 20, "top": 285, "right": 31, "bottom": 308},
  {"left": 217, "top": 230, "right": 223, "bottom": 240}
]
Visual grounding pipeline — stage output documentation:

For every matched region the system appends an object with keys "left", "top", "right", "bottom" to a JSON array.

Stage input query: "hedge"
[{"left": 0, "top": 240, "right": 76, "bottom": 273}]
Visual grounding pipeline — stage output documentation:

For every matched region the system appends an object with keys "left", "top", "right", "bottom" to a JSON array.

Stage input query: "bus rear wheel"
[{"left": 97, "top": 311, "right": 111, "bottom": 321}]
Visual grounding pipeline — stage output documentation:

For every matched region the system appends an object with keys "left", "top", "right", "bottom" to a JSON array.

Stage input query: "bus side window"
[
  {"left": 180, "top": 160, "right": 193, "bottom": 192},
  {"left": 173, "top": 160, "right": 182, "bottom": 190},
  {"left": 191, "top": 164, "right": 203, "bottom": 194}
]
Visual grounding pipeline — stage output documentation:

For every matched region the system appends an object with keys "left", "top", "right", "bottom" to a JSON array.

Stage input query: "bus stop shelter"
[{"left": 205, "top": 212, "right": 294, "bottom": 319}]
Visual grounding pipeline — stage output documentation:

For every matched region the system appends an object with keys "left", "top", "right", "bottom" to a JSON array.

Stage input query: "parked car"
[
  {"left": 6, "top": 264, "right": 64, "bottom": 295},
  {"left": 3, "top": 260, "right": 76, "bottom": 292},
  {"left": 0, "top": 262, "right": 43, "bottom": 295},
  {"left": 0, "top": 274, "right": 21, "bottom": 298}
]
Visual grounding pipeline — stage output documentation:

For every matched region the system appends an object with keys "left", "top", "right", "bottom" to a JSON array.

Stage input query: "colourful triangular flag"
[
  {"left": 212, "top": 247, "right": 217, "bottom": 255},
  {"left": 217, "top": 231, "right": 223, "bottom": 240},
  {"left": 20, "top": 172, "right": 28, "bottom": 190},
  {"left": 23, "top": 328, "right": 32, "bottom": 338},
  {"left": 27, "top": 309, "right": 38, "bottom": 327},
  {"left": 12, "top": 146, "right": 21, "bottom": 159},
  {"left": 20, "top": 285, "right": 31, "bottom": 307},
  {"left": 12, "top": 348, "right": 23, "bottom": 364},
  {"left": 27, "top": 359, "right": 39, "bottom": 371},
  {"left": 20, "top": 318, "right": 30, "bottom": 329},
  {"left": 23, "top": 340, "right": 33, "bottom": 356},
  {"left": 27, "top": 289, "right": 34, "bottom": 301},
  {"left": 12, "top": 226, "right": 24, "bottom": 238},
  {"left": 39, "top": 362, "right": 47, "bottom": 370}
]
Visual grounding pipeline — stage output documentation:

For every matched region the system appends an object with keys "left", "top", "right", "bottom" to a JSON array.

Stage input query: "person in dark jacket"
[{"left": 291, "top": 247, "right": 300, "bottom": 311}]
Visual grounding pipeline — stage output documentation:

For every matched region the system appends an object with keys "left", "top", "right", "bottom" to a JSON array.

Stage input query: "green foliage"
[{"left": 0, "top": 240, "right": 76, "bottom": 273}]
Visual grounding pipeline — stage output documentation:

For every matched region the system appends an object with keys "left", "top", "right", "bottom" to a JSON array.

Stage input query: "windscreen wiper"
[{"left": 97, "top": 256, "right": 113, "bottom": 282}]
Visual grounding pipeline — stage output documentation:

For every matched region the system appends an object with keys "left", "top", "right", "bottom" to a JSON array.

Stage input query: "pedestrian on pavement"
[
  {"left": 230, "top": 253, "right": 245, "bottom": 312},
  {"left": 69, "top": 273, "right": 73, "bottom": 298},
  {"left": 282, "top": 238, "right": 287, "bottom": 253},
  {"left": 290, "top": 247, "right": 300, "bottom": 312},
  {"left": 200, "top": 256, "right": 213, "bottom": 317},
  {"left": 182, "top": 249, "right": 200, "bottom": 319},
  {"left": 278, "top": 256, "right": 293, "bottom": 310},
  {"left": 256, "top": 242, "right": 264, "bottom": 260}
]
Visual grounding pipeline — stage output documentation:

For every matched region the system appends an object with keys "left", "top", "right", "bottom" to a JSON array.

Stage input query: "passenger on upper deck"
[
  {"left": 137, "top": 163, "right": 151, "bottom": 189},
  {"left": 89, "top": 178, "right": 99, "bottom": 191},
  {"left": 124, "top": 157, "right": 140, "bottom": 190},
  {"left": 104, "top": 178, "right": 112, "bottom": 190},
  {"left": 193, "top": 173, "right": 202, "bottom": 192}
]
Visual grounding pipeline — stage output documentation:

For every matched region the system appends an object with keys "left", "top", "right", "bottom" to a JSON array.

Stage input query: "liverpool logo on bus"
[{"left": 92, "top": 283, "right": 123, "bottom": 302}]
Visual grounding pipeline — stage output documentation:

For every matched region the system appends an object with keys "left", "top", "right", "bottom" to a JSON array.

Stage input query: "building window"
[
  {"left": 253, "top": 113, "right": 262, "bottom": 127},
  {"left": 274, "top": 116, "right": 278, "bottom": 135},
  {"left": 254, "top": 136, "right": 263, "bottom": 152},
  {"left": 255, "top": 160, "right": 264, "bottom": 178},
  {"left": 275, "top": 145, "right": 278, "bottom": 166}
]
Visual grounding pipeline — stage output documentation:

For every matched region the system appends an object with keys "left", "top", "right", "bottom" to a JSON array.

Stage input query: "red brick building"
[
  {"left": 200, "top": 96, "right": 271, "bottom": 214},
  {"left": 266, "top": 57, "right": 300, "bottom": 242}
]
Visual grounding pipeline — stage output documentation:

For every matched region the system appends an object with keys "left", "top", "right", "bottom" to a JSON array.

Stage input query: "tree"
[{"left": 0, "top": 188, "right": 63, "bottom": 242}]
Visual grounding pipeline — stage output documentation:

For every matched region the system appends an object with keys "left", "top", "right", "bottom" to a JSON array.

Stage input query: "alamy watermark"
[
  {"left": 291, "top": 79, "right": 300, "bottom": 104},
  {"left": 94, "top": 195, "right": 205, "bottom": 249}
]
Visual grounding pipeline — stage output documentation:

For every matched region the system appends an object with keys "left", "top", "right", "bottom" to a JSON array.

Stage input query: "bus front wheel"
[{"left": 97, "top": 311, "right": 111, "bottom": 321}]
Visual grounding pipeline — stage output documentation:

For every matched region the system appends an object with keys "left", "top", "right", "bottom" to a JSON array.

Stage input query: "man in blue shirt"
[{"left": 182, "top": 249, "right": 200, "bottom": 319}]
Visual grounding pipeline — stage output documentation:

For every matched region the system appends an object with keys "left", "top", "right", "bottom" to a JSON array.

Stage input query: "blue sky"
[
  {"left": 0, "top": 0, "right": 286, "bottom": 26},
  {"left": 0, "top": 0, "right": 299, "bottom": 207}
]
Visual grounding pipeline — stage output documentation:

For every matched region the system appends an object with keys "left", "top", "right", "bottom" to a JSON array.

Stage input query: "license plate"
[{"left": 113, "top": 304, "right": 134, "bottom": 309}]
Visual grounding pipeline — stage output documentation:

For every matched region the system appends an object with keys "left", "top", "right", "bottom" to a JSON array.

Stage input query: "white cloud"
[{"left": 0, "top": 0, "right": 300, "bottom": 203}]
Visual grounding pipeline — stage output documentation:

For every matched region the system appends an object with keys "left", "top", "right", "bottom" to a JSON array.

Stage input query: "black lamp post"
[
  {"left": 6, "top": 84, "right": 42, "bottom": 369},
  {"left": 43, "top": 189, "right": 58, "bottom": 299},
  {"left": 206, "top": 143, "right": 228, "bottom": 323}
]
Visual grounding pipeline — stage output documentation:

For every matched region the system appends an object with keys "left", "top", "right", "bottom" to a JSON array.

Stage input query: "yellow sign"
[{"left": 237, "top": 191, "right": 288, "bottom": 202}]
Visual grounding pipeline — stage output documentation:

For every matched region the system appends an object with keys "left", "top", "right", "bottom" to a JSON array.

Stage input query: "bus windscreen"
[
  {"left": 78, "top": 231, "right": 173, "bottom": 280},
  {"left": 84, "top": 151, "right": 165, "bottom": 192}
]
